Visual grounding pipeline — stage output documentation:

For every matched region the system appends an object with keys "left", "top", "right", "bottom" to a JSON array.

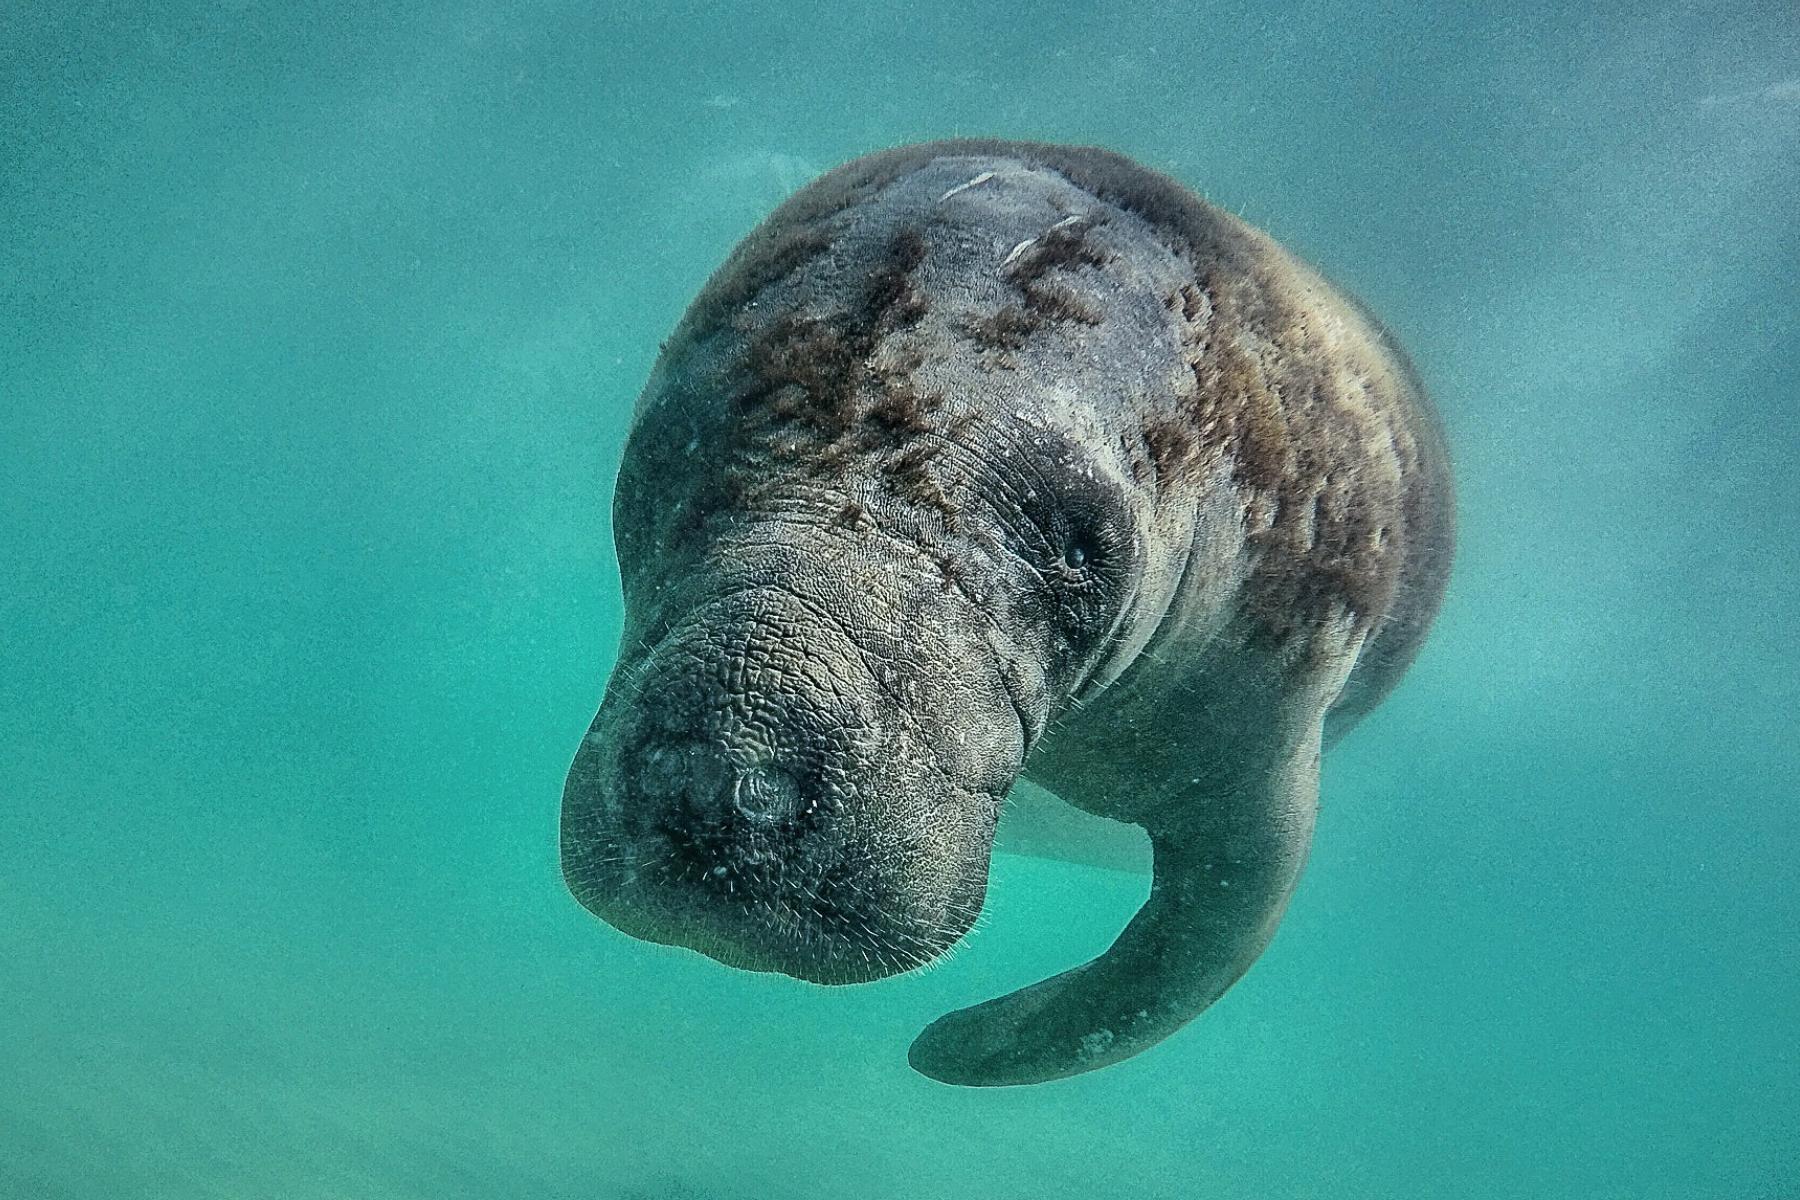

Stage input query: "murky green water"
[{"left": 4, "top": 2, "right": 1797, "bottom": 1196}]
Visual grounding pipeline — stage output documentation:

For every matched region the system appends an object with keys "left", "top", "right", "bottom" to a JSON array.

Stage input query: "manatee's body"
[{"left": 562, "top": 140, "right": 1454, "bottom": 1085}]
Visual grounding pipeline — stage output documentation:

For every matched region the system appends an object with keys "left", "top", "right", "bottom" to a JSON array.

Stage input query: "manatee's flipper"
[{"left": 908, "top": 737, "right": 1322, "bottom": 1087}]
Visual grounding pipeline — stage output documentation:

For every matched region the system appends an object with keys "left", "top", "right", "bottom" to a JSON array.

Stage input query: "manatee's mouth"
[
  {"left": 569, "top": 876, "right": 973, "bottom": 986},
  {"left": 563, "top": 795, "right": 988, "bottom": 985}
]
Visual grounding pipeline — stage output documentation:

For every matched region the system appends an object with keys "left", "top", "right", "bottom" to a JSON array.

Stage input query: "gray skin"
[{"left": 561, "top": 140, "right": 1454, "bottom": 1087}]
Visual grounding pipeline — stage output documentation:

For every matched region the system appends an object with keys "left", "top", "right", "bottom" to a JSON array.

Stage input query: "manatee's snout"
[
  {"left": 638, "top": 741, "right": 807, "bottom": 834},
  {"left": 563, "top": 578, "right": 1020, "bottom": 985},
  {"left": 592, "top": 643, "right": 855, "bottom": 901},
  {"left": 624, "top": 739, "right": 814, "bottom": 878}
]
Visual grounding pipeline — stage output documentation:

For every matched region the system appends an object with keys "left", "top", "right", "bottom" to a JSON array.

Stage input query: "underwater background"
[{"left": 4, "top": 1, "right": 1797, "bottom": 1196}]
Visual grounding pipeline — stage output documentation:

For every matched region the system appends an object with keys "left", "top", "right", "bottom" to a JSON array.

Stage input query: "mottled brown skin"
[{"left": 561, "top": 140, "right": 1454, "bottom": 1086}]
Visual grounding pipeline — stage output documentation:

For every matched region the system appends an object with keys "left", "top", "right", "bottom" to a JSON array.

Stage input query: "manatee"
[{"left": 561, "top": 139, "right": 1455, "bottom": 1086}]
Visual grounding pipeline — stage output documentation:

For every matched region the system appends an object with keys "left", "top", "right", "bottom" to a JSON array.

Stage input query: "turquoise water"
[{"left": 5, "top": 2, "right": 1797, "bottom": 1196}]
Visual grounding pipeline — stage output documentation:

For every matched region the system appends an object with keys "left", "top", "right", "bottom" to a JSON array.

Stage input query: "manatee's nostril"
[
  {"left": 633, "top": 735, "right": 811, "bottom": 845},
  {"left": 636, "top": 739, "right": 746, "bottom": 822},
  {"left": 637, "top": 745, "right": 683, "bottom": 799},
  {"left": 731, "top": 764, "right": 802, "bottom": 823},
  {"left": 683, "top": 748, "right": 732, "bottom": 813}
]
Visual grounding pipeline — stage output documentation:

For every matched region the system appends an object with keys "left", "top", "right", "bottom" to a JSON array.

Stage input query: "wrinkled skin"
[
  {"left": 561, "top": 519, "right": 1026, "bottom": 984},
  {"left": 562, "top": 140, "right": 1455, "bottom": 1085}
]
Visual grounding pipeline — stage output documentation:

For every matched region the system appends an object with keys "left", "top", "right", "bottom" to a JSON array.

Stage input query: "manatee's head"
[
  {"left": 561, "top": 543, "right": 1023, "bottom": 984},
  {"left": 562, "top": 145, "right": 1197, "bottom": 985}
]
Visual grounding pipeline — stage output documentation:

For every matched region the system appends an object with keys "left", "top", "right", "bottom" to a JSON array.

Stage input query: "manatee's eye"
[
  {"left": 1046, "top": 509, "right": 1119, "bottom": 591},
  {"left": 1050, "top": 526, "right": 1114, "bottom": 592},
  {"left": 988, "top": 437, "right": 1137, "bottom": 654}
]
